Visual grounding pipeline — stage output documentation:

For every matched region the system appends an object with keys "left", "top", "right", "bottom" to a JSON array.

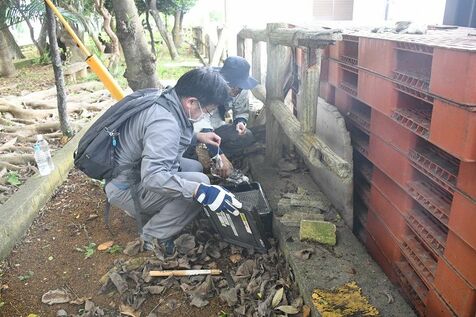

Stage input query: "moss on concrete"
[{"left": 300, "top": 220, "right": 337, "bottom": 246}]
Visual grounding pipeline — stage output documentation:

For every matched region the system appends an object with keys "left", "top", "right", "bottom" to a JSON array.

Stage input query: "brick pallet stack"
[{"left": 319, "top": 28, "right": 476, "bottom": 316}]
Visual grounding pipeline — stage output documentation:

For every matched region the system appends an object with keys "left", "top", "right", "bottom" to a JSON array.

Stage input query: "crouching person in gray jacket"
[{"left": 104, "top": 68, "right": 242, "bottom": 256}]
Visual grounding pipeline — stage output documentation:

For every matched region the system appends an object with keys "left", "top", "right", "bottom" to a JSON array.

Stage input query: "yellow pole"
[
  {"left": 86, "top": 56, "right": 125, "bottom": 100},
  {"left": 44, "top": 0, "right": 125, "bottom": 100}
]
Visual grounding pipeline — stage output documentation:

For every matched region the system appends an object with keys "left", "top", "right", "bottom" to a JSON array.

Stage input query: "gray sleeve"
[
  {"left": 231, "top": 90, "right": 250, "bottom": 122},
  {"left": 140, "top": 112, "right": 198, "bottom": 199}
]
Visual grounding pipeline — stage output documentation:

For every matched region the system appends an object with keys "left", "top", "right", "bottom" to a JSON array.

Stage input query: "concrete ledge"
[
  {"left": 273, "top": 218, "right": 416, "bottom": 317},
  {"left": 248, "top": 158, "right": 416, "bottom": 317},
  {"left": 0, "top": 116, "right": 101, "bottom": 260}
]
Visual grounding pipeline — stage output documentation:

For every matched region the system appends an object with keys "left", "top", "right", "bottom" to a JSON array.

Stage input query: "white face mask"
[{"left": 188, "top": 100, "right": 208, "bottom": 123}]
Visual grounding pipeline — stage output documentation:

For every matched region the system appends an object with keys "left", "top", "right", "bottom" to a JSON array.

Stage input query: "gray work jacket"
[{"left": 110, "top": 88, "right": 198, "bottom": 199}]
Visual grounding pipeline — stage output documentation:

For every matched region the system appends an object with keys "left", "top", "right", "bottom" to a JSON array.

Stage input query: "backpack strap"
[
  {"left": 129, "top": 182, "right": 145, "bottom": 234},
  {"left": 104, "top": 200, "right": 113, "bottom": 235}
]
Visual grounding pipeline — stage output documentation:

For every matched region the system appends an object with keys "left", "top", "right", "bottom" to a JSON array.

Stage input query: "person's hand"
[
  {"left": 197, "top": 132, "right": 221, "bottom": 148},
  {"left": 194, "top": 183, "right": 242, "bottom": 215},
  {"left": 235, "top": 122, "right": 247, "bottom": 135},
  {"left": 213, "top": 154, "right": 233, "bottom": 178}
]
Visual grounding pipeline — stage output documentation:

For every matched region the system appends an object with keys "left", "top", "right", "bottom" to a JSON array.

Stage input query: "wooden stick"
[{"left": 149, "top": 269, "right": 222, "bottom": 277}]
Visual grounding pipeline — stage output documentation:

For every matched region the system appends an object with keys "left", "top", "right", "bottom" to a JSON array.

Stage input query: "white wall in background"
[{"left": 353, "top": 0, "right": 447, "bottom": 24}]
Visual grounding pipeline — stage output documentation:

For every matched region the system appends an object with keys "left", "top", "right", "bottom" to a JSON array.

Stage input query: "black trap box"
[{"left": 203, "top": 182, "right": 272, "bottom": 252}]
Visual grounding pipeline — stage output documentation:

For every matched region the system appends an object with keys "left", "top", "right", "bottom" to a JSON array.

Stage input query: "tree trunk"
[
  {"left": 145, "top": 10, "right": 156, "bottom": 57},
  {"left": 0, "top": 28, "right": 16, "bottom": 77},
  {"left": 149, "top": 0, "right": 178, "bottom": 60},
  {"left": 2, "top": 27, "right": 25, "bottom": 59},
  {"left": 37, "top": 19, "right": 48, "bottom": 54},
  {"left": 172, "top": 10, "right": 184, "bottom": 48},
  {"left": 45, "top": 4, "right": 73, "bottom": 137},
  {"left": 112, "top": 0, "right": 160, "bottom": 90},
  {"left": 94, "top": 0, "right": 120, "bottom": 71}
]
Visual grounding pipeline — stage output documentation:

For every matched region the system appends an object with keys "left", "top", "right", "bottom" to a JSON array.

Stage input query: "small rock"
[
  {"left": 299, "top": 220, "right": 337, "bottom": 246},
  {"left": 56, "top": 309, "right": 68, "bottom": 317}
]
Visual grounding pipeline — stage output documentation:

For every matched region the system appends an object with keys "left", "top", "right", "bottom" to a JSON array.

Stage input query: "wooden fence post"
[
  {"left": 237, "top": 35, "right": 245, "bottom": 57},
  {"left": 252, "top": 40, "right": 262, "bottom": 83},
  {"left": 298, "top": 47, "right": 321, "bottom": 133},
  {"left": 265, "top": 23, "right": 290, "bottom": 164}
]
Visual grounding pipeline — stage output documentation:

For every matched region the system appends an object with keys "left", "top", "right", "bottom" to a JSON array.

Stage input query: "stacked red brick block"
[{"left": 319, "top": 30, "right": 476, "bottom": 316}]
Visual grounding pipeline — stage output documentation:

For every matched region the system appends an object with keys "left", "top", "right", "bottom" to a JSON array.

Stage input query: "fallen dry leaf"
[
  {"left": 69, "top": 296, "right": 91, "bottom": 305},
  {"left": 174, "top": 234, "right": 196, "bottom": 255},
  {"left": 109, "top": 272, "right": 128, "bottom": 294},
  {"left": 293, "top": 248, "right": 314, "bottom": 260},
  {"left": 146, "top": 285, "right": 165, "bottom": 295},
  {"left": 276, "top": 305, "right": 299, "bottom": 314},
  {"left": 229, "top": 254, "right": 242, "bottom": 263},
  {"left": 220, "top": 287, "right": 239, "bottom": 307},
  {"left": 119, "top": 304, "right": 141, "bottom": 317},
  {"left": 302, "top": 305, "right": 311, "bottom": 317},
  {"left": 97, "top": 241, "right": 114, "bottom": 251},
  {"left": 236, "top": 259, "right": 255, "bottom": 277},
  {"left": 41, "top": 289, "right": 71, "bottom": 305},
  {"left": 86, "top": 214, "right": 99, "bottom": 221},
  {"left": 123, "top": 240, "right": 141, "bottom": 256},
  {"left": 272, "top": 287, "right": 284, "bottom": 308}
]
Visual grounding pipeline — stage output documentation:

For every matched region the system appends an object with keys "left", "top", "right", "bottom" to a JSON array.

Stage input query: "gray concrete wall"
[{"left": 310, "top": 98, "right": 353, "bottom": 227}]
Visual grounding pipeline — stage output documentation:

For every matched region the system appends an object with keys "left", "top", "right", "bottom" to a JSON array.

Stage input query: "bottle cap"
[{"left": 36, "top": 134, "right": 44, "bottom": 141}]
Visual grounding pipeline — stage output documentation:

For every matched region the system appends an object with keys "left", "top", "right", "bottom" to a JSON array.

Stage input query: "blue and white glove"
[{"left": 195, "top": 183, "right": 242, "bottom": 216}]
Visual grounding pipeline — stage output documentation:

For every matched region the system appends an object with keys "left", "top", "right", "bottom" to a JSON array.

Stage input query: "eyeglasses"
[{"left": 194, "top": 99, "right": 216, "bottom": 117}]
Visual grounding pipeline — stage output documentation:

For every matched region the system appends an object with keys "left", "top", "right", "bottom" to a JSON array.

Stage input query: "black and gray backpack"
[{"left": 74, "top": 88, "right": 162, "bottom": 181}]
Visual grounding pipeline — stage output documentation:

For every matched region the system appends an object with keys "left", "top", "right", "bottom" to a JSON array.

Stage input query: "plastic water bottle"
[{"left": 34, "top": 135, "right": 54, "bottom": 176}]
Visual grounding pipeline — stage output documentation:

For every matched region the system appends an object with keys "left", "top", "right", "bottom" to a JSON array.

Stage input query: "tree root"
[
  {"left": 0, "top": 154, "right": 35, "bottom": 165},
  {"left": 0, "top": 117, "right": 21, "bottom": 126},
  {"left": 2, "top": 121, "right": 60, "bottom": 135},
  {"left": 0, "top": 138, "right": 17, "bottom": 151},
  {"left": 0, "top": 161, "right": 21, "bottom": 171},
  {"left": 10, "top": 118, "right": 36, "bottom": 125},
  {"left": 0, "top": 100, "right": 109, "bottom": 120},
  {"left": 0, "top": 102, "right": 54, "bottom": 120}
]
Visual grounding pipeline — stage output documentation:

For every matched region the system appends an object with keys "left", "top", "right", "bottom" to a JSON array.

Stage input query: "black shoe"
[
  {"left": 141, "top": 234, "right": 175, "bottom": 258},
  {"left": 159, "top": 239, "right": 176, "bottom": 258}
]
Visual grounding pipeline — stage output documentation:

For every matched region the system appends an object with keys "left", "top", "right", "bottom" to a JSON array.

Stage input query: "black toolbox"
[{"left": 203, "top": 182, "right": 272, "bottom": 252}]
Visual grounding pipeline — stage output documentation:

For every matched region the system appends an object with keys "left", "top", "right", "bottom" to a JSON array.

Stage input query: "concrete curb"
[{"left": 0, "top": 114, "right": 101, "bottom": 260}]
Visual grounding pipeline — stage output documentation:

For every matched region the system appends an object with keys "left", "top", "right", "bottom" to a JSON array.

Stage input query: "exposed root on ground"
[{"left": 0, "top": 81, "right": 115, "bottom": 204}]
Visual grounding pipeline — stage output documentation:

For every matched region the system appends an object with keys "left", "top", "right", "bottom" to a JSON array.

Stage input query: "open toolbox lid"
[{"left": 203, "top": 182, "right": 272, "bottom": 252}]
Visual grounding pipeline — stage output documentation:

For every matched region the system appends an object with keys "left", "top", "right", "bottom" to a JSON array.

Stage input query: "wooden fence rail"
[{"left": 237, "top": 23, "right": 350, "bottom": 180}]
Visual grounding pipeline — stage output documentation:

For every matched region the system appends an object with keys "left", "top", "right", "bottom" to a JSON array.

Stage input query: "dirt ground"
[
  {"left": 0, "top": 64, "right": 54, "bottom": 96},
  {"left": 0, "top": 169, "right": 302, "bottom": 317}
]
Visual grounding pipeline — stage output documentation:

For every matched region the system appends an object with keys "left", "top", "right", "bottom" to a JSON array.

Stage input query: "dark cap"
[{"left": 219, "top": 56, "right": 258, "bottom": 90}]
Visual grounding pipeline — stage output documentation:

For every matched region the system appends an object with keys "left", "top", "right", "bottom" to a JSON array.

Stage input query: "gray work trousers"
[{"left": 105, "top": 158, "right": 209, "bottom": 240}]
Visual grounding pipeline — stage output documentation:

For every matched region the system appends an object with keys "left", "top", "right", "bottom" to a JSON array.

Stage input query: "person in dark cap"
[{"left": 192, "top": 56, "right": 259, "bottom": 178}]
